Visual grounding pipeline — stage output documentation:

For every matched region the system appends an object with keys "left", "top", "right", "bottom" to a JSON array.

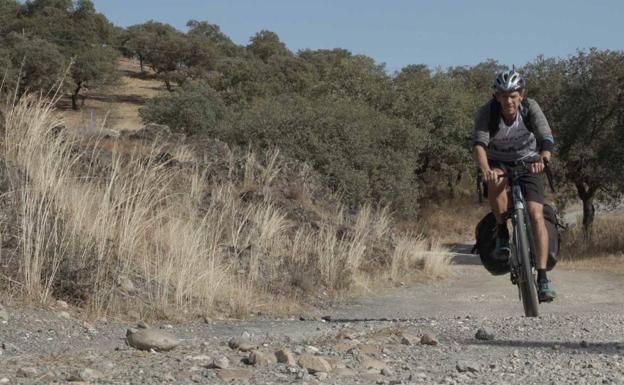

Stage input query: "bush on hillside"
[
  {"left": 220, "top": 95, "right": 426, "bottom": 216},
  {"left": 139, "top": 82, "right": 225, "bottom": 135}
]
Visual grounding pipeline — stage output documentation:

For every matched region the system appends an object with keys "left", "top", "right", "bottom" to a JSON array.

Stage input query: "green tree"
[
  {"left": 247, "top": 30, "right": 291, "bottom": 62},
  {"left": 125, "top": 21, "right": 190, "bottom": 91},
  {"left": 553, "top": 49, "right": 624, "bottom": 235},
  {"left": 392, "top": 65, "right": 474, "bottom": 197},
  {"left": 299, "top": 49, "right": 392, "bottom": 110},
  {"left": 220, "top": 95, "right": 426, "bottom": 215},
  {"left": 70, "top": 46, "right": 118, "bottom": 109},
  {"left": 4, "top": 0, "right": 119, "bottom": 108},
  {"left": 139, "top": 81, "right": 225, "bottom": 136},
  {"left": 1, "top": 33, "right": 66, "bottom": 99}
]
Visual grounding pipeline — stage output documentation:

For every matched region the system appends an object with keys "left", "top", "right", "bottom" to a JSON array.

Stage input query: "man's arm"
[
  {"left": 472, "top": 104, "right": 498, "bottom": 182},
  {"left": 527, "top": 98, "right": 554, "bottom": 153},
  {"left": 526, "top": 98, "right": 554, "bottom": 173}
]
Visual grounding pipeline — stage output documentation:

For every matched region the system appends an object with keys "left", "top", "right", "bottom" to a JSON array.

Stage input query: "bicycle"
[{"left": 477, "top": 155, "right": 555, "bottom": 317}]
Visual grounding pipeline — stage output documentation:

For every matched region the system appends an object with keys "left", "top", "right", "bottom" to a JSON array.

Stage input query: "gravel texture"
[{"left": 1, "top": 249, "right": 623, "bottom": 384}]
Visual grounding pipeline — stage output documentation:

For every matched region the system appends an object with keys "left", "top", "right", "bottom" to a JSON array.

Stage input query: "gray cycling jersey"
[{"left": 472, "top": 98, "right": 554, "bottom": 162}]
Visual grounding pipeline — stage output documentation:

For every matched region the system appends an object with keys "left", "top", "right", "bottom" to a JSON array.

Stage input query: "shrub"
[
  {"left": 139, "top": 81, "right": 225, "bottom": 135},
  {"left": 220, "top": 95, "right": 427, "bottom": 217}
]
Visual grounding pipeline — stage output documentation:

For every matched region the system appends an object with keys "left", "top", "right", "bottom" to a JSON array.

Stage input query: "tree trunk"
[
  {"left": 582, "top": 196, "right": 595, "bottom": 239},
  {"left": 447, "top": 173, "right": 455, "bottom": 199},
  {"left": 575, "top": 181, "right": 597, "bottom": 240},
  {"left": 71, "top": 81, "right": 83, "bottom": 111},
  {"left": 164, "top": 79, "right": 173, "bottom": 92},
  {"left": 139, "top": 56, "right": 144, "bottom": 73}
]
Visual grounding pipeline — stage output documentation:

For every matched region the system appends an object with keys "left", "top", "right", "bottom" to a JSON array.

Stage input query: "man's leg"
[
  {"left": 527, "top": 202, "right": 548, "bottom": 270},
  {"left": 526, "top": 198, "right": 556, "bottom": 302},
  {"left": 487, "top": 168, "right": 507, "bottom": 223},
  {"left": 487, "top": 168, "right": 510, "bottom": 258}
]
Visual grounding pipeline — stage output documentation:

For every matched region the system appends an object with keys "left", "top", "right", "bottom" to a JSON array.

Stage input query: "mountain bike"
[{"left": 478, "top": 156, "right": 555, "bottom": 317}]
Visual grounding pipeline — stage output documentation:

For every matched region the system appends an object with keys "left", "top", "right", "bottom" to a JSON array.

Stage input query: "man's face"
[{"left": 495, "top": 90, "right": 523, "bottom": 120}]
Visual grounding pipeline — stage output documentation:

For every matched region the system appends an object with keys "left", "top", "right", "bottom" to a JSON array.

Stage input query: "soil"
[{"left": 1, "top": 247, "right": 623, "bottom": 384}]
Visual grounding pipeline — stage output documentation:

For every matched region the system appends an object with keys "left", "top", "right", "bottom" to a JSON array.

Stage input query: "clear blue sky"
[{"left": 93, "top": 0, "right": 623, "bottom": 73}]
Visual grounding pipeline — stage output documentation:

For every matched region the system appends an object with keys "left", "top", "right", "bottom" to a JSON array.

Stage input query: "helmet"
[{"left": 493, "top": 70, "right": 525, "bottom": 92}]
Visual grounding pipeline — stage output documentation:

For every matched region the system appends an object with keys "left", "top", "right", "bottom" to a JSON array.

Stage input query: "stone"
[
  {"left": 420, "top": 333, "right": 439, "bottom": 346},
  {"left": 400, "top": 336, "right": 412, "bottom": 345},
  {"left": 324, "top": 357, "right": 346, "bottom": 370},
  {"left": 305, "top": 345, "right": 320, "bottom": 354},
  {"left": 56, "top": 300, "right": 69, "bottom": 309},
  {"left": 248, "top": 351, "right": 276, "bottom": 366},
  {"left": 456, "top": 361, "right": 480, "bottom": 373},
  {"left": 137, "top": 321, "right": 150, "bottom": 329},
  {"left": 0, "top": 378, "right": 8, "bottom": 384},
  {"left": 238, "top": 342, "right": 257, "bottom": 352},
  {"left": 16, "top": 367, "right": 38, "bottom": 378},
  {"left": 0, "top": 306, "right": 8, "bottom": 322},
  {"left": 228, "top": 333, "right": 257, "bottom": 352},
  {"left": 314, "top": 372, "right": 329, "bottom": 380},
  {"left": 209, "top": 356, "right": 230, "bottom": 369},
  {"left": 126, "top": 329, "right": 179, "bottom": 351},
  {"left": 334, "top": 367, "right": 357, "bottom": 376},
  {"left": 580, "top": 340, "right": 589, "bottom": 348},
  {"left": 381, "top": 367, "right": 394, "bottom": 376},
  {"left": 83, "top": 322, "right": 97, "bottom": 335},
  {"left": 298, "top": 354, "right": 332, "bottom": 374},
  {"left": 360, "top": 354, "right": 387, "bottom": 371},
  {"left": 189, "top": 354, "right": 212, "bottom": 363},
  {"left": 475, "top": 327, "right": 495, "bottom": 341},
  {"left": 68, "top": 368, "right": 102, "bottom": 382},
  {"left": 216, "top": 368, "right": 253, "bottom": 381},
  {"left": 359, "top": 344, "right": 382, "bottom": 354},
  {"left": 275, "top": 348, "right": 297, "bottom": 366},
  {"left": 58, "top": 311, "right": 71, "bottom": 320}
]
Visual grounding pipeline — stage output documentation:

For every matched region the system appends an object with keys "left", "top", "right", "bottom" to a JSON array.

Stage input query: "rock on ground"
[{"left": 126, "top": 329, "right": 179, "bottom": 351}]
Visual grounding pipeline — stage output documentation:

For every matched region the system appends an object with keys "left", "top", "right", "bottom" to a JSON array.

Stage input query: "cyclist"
[{"left": 472, "top": 69, "right": 557, "bottom": 302}]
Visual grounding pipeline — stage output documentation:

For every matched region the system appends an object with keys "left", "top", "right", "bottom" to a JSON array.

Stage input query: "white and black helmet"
[{"left": 493, "top": 70, "right": 525, "bottom": 92}]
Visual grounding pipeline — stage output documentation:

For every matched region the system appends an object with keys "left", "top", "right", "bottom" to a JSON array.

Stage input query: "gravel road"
[{"left": 1, "top": 247, "right": 623, "bottom": 384}]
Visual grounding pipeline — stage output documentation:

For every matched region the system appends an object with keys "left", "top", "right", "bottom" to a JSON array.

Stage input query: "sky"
[{"left": 93, "top": 0, "right": 624, "bottom": 73}]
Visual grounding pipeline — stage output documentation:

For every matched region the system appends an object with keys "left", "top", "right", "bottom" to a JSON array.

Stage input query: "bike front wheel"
[{"left": 515, "top": 209, "right": 539, "bottom": 317}]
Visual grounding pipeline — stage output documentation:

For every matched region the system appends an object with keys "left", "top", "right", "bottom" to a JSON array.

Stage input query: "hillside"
[{"left": 60, "top": 59, "right": 164, "bottom": 131}]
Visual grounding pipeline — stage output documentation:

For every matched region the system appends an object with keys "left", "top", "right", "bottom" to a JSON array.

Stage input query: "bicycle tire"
[{"left": 515, "top": 209, "right": 539, "bottom": 317}]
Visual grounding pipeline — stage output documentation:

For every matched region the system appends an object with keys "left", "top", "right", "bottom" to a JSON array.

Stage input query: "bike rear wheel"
[{"left": 515, "top": 210, "right": 539, "bottom": 317}]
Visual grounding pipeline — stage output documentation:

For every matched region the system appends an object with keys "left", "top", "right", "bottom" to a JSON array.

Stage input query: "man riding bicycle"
[{"left": 472, "top": 70, "right": 557, "bottom": 303}]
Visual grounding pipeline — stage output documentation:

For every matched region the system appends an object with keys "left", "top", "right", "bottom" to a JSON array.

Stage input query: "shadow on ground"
[
  {"left": 448, "top": 243, "right": 482, "bottom": 266},
  {"left": 466, "top": 339, "right": 624, "bottom": 355}
]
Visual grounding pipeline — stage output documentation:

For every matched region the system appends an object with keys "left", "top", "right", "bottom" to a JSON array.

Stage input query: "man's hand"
[
  {"left": 528, "top": 152, "right": 551, "bottom": 174},
  {"left": 482, "top": 168, "right": 499, "bottom": 183}
]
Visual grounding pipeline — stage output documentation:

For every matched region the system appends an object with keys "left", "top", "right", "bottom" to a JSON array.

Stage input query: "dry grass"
[
  {"left": 414, "top": 193, "right": 488, "bottom": 244},
  {"left": 559, "top": 214, "right": 624, "bottom": 263},
  {"left": 0, "top": 95, "right": 452, "bottom": 319},
  {"left": 559, "top": 255, "right": 624, "bottom": 274}
]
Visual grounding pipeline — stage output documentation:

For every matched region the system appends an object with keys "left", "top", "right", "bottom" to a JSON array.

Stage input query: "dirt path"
[{"left": 1, "top": 250, "right": 623, "bottom": 384}]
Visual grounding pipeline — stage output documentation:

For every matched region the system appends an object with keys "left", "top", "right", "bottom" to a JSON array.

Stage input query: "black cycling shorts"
[{"left": 488, "top": 160, "right": 545, "bottom": 204}]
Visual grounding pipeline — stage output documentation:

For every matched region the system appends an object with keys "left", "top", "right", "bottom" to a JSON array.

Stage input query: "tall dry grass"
[
  {"left": 0, "top": 96, "right": 452, "bottom": 319},
  {"left": 560, "top": 215, "right": 624, "bottom": 261}
]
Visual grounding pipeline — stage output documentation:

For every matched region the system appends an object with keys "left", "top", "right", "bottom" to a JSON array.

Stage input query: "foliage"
[
  {"left": 550, "top": 49, "right": 624, "bottom": 234},
  {"left": 0, "top": 0, "right": 119, "bottom": 107},
  {"left": 0, "top": 33, "right": 66, "bottom": 98},
  {"left": 139, "top": 81, "right": 225, "bottom": 136},
  {"left": 219, "top": 95, "right": 426, "bottom": 215}
]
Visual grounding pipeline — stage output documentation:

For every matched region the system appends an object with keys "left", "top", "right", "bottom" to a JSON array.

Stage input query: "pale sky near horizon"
[{"left": 92, "top": 0, "right": 623, "bottom": 73}]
